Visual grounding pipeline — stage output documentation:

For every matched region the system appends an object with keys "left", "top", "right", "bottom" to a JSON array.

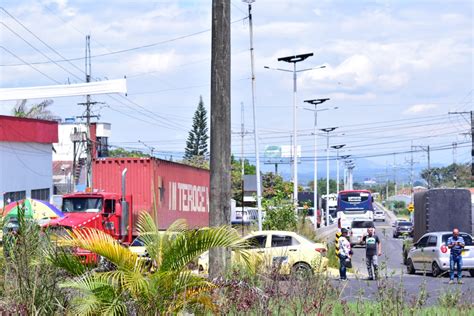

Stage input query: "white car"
[
  {"left": 373, "top": 210, "right": 385, "bottom": 222},
  {"left": 406, "top": 232, "right": 474, "bottom": 277}
]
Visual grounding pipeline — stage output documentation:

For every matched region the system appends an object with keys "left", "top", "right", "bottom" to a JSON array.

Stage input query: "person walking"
[
  {"left": 338, "top": 228, "right": 352, "bottom": 281},
  {"left": 447, "top": 228, "right": 465, "bottom": 284},
  {"left": 362, "top": 227, "right": 381, "bottom": 280}
]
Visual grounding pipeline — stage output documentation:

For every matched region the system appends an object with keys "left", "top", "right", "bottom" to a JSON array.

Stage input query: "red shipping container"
[{"left": 93, "top": 157, "right": 209, "bottom": 231}]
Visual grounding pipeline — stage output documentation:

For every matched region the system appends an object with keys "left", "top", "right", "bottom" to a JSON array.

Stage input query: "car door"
[
  {"left": 411, "top": 236, "right": 429, "bottom": 269},
  {"left": 267, "top": 233, "right": 301, "bottom": 274},
  {"left": 235, "top": 233, "right": 269, "bottom": 265},
  {"left": 423, "top": 235, "right": 438, "bottom": 268}
]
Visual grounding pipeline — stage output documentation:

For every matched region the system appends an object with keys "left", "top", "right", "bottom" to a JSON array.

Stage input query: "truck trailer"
[
  {"left": 49, "top": 157, "right": 210, "bottom": 256},
  {"left": 413, "top": 188, "right": 472, "bottom": 241}
]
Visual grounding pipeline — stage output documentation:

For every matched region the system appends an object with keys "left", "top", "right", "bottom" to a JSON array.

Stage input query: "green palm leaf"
[
  {"left": 59, "top": 228, "right": 138, "bottom": 270},
  {"left": 160, "top": 225, "right": 250, "bottom": 272},
  {"left": 61, "top": 275, "right": 127, "bottom": 316}
]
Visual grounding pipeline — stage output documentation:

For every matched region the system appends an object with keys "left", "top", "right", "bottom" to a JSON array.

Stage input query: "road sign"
[{"left": 408, "top": 203, "right": 414, "bottom": 212}]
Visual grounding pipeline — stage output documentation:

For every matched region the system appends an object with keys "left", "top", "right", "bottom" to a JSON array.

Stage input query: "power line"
[
  {"left": 0, "top": 45, "right": 60, "bottom": 84},
  {"left": 0, "top": 21, "right": 84, "bottom": 82},
  {"left": 0, "top": 7, "right": 85, "bottom": 76},
  {"left": 0, "top": 13, "right": 248, "bottom": 67}
]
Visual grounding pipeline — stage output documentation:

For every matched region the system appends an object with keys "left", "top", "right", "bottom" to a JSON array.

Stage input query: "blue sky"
[{"left": 0, "top": 0, "right": 472, "bottom": 181}]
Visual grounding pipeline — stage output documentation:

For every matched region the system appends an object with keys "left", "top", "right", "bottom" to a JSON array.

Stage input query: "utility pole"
[
  {"left": 449, "top": 111, "right": 473, "bottom": 186},
  {"left": 85, "top": 35, "right": 92, "bottom": 189},
  {"left": 410, "top": 142, "right": 414, "bottom": 201},
  {"left": 240, "top": 102, "right": 245, "bottom": 234},
  {"left": 77, "top": 35, "right": 99, "bottom": 189},
  {"left": 138, "top": 140, "right": 155, "bottom": 157},
  {"left": 209, "top": 0, "right": 231, "bottom": 278},
  {"left": 243, "top": 0, "right": 263, "bottom": 231}
]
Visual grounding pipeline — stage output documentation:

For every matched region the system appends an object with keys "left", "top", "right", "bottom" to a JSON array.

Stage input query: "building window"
[
  {"left": 31, "top": 188, "right": 50, "bottom": 201},
  {"left": 96, "top": 136, "right": 109, "bottom": 158},
  {"left": 3, "top": 191, "right": 26, "bottom": 205}
]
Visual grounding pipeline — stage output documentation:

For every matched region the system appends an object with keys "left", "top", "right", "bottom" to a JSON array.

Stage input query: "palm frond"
[
  {"left": 61, "top": 275, "right": 126, "bottom": 316},
  {"left": 59, "top": 228, "right": 138, "bottom": 270},
  {"left": 45, "top": 247, "right": 87, "bottom": 276},
  {"left": 97, "top": 267, "right": 149, "bottom": 299},
  {"left": 159, "top": 225, "right": 249, "bottom": 272}
]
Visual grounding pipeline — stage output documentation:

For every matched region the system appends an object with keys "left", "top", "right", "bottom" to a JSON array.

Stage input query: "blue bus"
[{"left": 337, "top": 190, "right": 374, "bottom": 229}]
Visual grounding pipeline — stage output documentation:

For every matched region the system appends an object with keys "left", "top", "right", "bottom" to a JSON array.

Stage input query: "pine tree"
[{"left": 184, "top": 96, "right": 209, "bottom": 159}]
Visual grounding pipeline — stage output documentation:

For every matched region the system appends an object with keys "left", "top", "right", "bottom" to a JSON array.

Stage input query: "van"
[{"left": 350, "top": 219, "right": 375, "bottom": 247}]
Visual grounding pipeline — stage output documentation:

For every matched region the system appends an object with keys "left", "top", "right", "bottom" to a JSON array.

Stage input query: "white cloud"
[
  {"left": 403, "top": 104, "right": 438, "bottom": 115},
  {"left": 127, "top": 51, "right": 179, "bottom": 74}
]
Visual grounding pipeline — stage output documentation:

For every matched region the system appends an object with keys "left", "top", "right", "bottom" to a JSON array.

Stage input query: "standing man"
[
  {"left": 447, "top": 228, "right": 465, "bottom": 284},
  {"left": 362, "top": 227, "right": 381, "bottom": 280},
  {"left": 338, "top": 228, "right": 352, "bottom": 281}
]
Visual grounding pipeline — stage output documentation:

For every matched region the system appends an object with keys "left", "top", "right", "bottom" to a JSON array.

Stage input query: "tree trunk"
[{"left": 209, "top": 0, "right": 231, "bottom": 279}]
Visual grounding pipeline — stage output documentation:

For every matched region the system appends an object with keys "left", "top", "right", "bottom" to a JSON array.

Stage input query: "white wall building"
[{"left": 0, "top": 116, "right": 58, "bottom": 208}]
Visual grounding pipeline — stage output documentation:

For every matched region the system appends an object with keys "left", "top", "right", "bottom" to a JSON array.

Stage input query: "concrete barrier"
[{"left": 315, "top": 222, "right": 338, "bottom": 242}]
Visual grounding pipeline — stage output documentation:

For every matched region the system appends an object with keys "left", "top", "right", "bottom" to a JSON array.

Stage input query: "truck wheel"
[
  {"left": 470, "top": 270, "right": 474, "bottom": 277},
  {"left": 432, "top": 262, "right": 441, "bottom": 277},
  {"left": 407, "top": 259, "right": 415, "bottom": 274}
]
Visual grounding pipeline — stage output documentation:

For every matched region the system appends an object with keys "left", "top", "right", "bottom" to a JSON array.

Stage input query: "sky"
[{"left": 0, "top": 0, "right": 472, "bottom": 183}]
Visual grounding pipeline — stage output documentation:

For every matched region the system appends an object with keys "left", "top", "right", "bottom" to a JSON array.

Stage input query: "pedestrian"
[
  {"left": 362, "top": 226, "right": 381, "bottom": 280},
  {"left": 338, "top": 228, "right": 352, "bottom": 281},
  {"left": 447, "top": 228, "right": 465, "bottom": 284}
]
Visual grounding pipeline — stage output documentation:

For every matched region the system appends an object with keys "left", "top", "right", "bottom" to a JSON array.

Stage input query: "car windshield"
[
  {"left": 62, "top": 198, "right": 103, "bottom": 213},
  {"left": 351, "top": 221, "right": 374, "bottom": 229},
  {"left": 442, "top": 234, "right": 473, "bottom": 246},
  {"left": 398, "top": 222, "right": 412, "bottom": 226}
]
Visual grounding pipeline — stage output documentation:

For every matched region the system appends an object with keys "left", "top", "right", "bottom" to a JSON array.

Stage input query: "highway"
[{"left": 337, "top": 203, "right": 474, "bottom": 305}]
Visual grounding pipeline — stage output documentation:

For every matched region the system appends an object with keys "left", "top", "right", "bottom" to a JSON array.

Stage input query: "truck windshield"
[{"left": 62, "top": 198, "right": 103, "bottom": 213}]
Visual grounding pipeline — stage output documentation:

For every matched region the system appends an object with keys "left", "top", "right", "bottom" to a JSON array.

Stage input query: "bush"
[
  {"left": 1, "top": 207, "right": 68, "bottom": 314},
  {"left": 262, "top": 194, "right": 297, "bottom": 231}
]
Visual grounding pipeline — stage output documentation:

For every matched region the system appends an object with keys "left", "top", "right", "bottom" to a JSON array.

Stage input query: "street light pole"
[
  {"left": 321, "top": 127, "right": 337, "bottom": 226},
  {"left": 331, "top": 145, "right": 346, "bottom": 195},
  {"left": 265, "top": 54, "right": 326, "bottom": 211},
  {"left": 304, "top": 98, "right": 330, "bottom": 230}
]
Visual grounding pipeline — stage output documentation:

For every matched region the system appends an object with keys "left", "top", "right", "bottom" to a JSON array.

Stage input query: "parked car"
[
  {"left": 350, "top": 220, "right": 375, "bottom": 247},
  {"left": 373, "top": 209, "right": 386, "bottom": 222},
  {"left": 129, "top": 237, "right": 147, "bottom": 257},
  {"left": 393, "top": 220, "right": 414, "bottom": 238},
  {"left": 406, "top": 232, "right": 474, "bottom": 277},
  {"left": 198, "top": 230, "right": 328, "bottom": 276}
]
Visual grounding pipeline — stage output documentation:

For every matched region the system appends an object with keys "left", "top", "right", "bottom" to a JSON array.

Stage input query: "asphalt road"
[{"left": 337, "top": 203, "right": 474, "bottom": 305}]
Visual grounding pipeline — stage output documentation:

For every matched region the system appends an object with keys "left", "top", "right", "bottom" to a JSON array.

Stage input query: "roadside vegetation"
[{"left": 0, "top": 199, "right": 472, "bottom": 315}]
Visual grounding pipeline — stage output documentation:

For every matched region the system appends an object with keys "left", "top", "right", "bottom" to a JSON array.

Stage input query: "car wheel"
[
  {"left": 393, "top": 233, "right": 398, "bottom": 238},
  {"left": 292, "top": 262, "right": 313, "bottom": 278},
  {"left": 469, "top": 270, "right": 474, "bottom": 277},
  {"left": 407, "top": 259, "right": 415, "bottom": 274},
  {"left": 432, "top": 262, "right": 442, "bottom": 277}
]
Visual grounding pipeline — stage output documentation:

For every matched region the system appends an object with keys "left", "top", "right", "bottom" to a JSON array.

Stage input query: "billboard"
[{"left": 264, "top": 145, "right": 301, "bottom": 159}]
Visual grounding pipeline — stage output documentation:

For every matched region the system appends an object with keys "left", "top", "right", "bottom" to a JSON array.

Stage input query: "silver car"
[
  {"left": 406, "top": 232, "right": 474, "bottom": 277},
  {"left": 373, "top": 210, "right": 385, "bottom": 222}
]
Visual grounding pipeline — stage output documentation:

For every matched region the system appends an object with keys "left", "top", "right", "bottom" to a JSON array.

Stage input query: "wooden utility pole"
[{"left": 209, "top": 0, "right": 231, "bottom": 278}]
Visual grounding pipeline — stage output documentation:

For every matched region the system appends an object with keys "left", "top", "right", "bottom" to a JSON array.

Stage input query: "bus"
[{"left": 337, "top": 190, "right": 374, "bottom": 230}]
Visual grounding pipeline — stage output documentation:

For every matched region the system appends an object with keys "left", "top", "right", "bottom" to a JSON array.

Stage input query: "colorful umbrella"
[{"left": 3, "top": 198, "right": 64, "bottom": 220}]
